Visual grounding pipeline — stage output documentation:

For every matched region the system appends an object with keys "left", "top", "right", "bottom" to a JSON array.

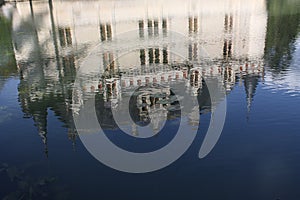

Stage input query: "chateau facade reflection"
[{"left": 10, "top": 0, "right": 267, "bottom": 155}]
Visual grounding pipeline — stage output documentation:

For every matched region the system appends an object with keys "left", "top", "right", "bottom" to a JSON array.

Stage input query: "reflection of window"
[
  {"left": 223, "top": 39, "right": 232, "bottom": 59},
  {"left": 155, "top": 48, "right": 160, "bottom": 63},
  {"left": 140, "top": 49, "right": 146, "bottom": 65},
  {"left": 139, "top": 20, "right": 144, "bottom": 38},
  {"left": 163, "top": 47, "right": 168, "bottom": 64},
  {"left": 188, "top": 16, "right": 198, "bottom": 33},
  {"left": 162, "top": 19, "right": 167, "bottom": 36},
  {"left": 190, "top": 70, "right": 202, "bottom": 88},
  {"left": 62, "top": 55, "right": 75, "bottom": 77},
  {"left": 103, "top": 52, "right": 115, "bottom": 72},
  {"left": 188, "top": 43, "right": 198, "bottom": 61},
  {"left": 224, "top": 14, "right": 233, "bottom": 33},
  {"left": 148, "top": 48, "right": 154, "bottom": 64},
  {"left": 139, "top": 48, "right": 169, "bottom": 65},
  {"left": 58, "top": 27, "right": 72, "bottom": 47},
  {"left": 140, "top": 18, "right": 167, "bottom": 37},
  {"left": 154, "top": 20, "right": 159, "bottom": 36},
  {"left": 148, "top": 20, "right": 153, "bottom": 37},
  {"left": 100, "top": 23, "right": 112, "bottom": 41}
]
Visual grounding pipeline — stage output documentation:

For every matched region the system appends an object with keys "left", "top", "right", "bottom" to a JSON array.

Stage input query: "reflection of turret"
[
  {"left": 243, "top": 74, "right": 259, "bottom": 119},
  {"left": 32, "top": 108, "right": 48, "bottom": 157}
]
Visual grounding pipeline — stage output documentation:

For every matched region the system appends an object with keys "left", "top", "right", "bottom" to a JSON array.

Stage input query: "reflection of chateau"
[{"left": 11, "top": 0, "right": 267, "bottom": 155}]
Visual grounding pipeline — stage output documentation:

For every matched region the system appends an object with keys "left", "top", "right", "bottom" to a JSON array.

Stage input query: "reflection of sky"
[
  {"left": 264, "top": 35, "right": 300, "bottom": 96},
  {"left": 0, "top": 78, "right": 20, "bottom": 124}
]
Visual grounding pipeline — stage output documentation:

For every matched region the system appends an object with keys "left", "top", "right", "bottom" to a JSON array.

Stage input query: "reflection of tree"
[
  {"left": 264, "top": 0, "right": 300, "bottom": 73},
  {"left": 0, "top": 15, "right": 17, "bottom": 77},
  {"left": 18, "top": 54, "right": 77, "bottom": 157}
]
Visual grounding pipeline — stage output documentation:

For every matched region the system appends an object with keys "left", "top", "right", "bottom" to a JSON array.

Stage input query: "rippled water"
[{"left": 0, "top": 0, "right": 300, "bottom": 199}]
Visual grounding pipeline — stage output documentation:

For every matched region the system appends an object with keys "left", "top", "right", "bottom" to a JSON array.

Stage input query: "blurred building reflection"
[{"left": 10, "top": 0, "right": 267, "bottom": 155}]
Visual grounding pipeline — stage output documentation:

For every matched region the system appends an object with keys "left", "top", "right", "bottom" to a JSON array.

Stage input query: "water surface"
[{"left": 0, "top": 0, "right": 300, "bottom": 199}]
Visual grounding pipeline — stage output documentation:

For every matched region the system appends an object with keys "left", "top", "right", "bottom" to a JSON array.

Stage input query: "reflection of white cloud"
[
  {"left": 264, "top": 36, "right": 300, "bottom": 96},
  {"left": 0, "top": 106, "right": 13, "bottom": 125}
]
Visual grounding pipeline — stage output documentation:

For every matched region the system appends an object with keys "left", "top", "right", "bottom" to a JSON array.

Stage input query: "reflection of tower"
[
  {"left": 243, "top": 74, "right": 259, "bottom": 120},
  {"left": 32, "top": 109, "right": 48, "bottom": 157}
]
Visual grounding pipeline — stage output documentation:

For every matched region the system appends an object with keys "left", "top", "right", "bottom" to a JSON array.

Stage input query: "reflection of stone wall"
[{"left": 10, "top": 0, "right": 267, "bottom": 153}]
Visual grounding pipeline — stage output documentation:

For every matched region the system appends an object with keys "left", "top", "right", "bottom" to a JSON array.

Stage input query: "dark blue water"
[{"left": 0, "top": 0, "right": 300, "bottom": 199}]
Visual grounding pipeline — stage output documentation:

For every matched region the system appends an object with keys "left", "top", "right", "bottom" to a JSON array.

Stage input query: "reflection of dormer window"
[{"left": 58, "top": 27, "right": 72, "bottom": 47}]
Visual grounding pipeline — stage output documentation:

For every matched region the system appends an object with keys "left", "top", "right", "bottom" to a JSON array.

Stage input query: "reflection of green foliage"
[
  {"left": 0, "top": 163, "right": 69, "bottom": 200},
  {"left": 0, "top": 15, "right": 17, "bottom": 77},
  {"left": 265, "top": 0, "right": 300, "bottom": 73}
]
